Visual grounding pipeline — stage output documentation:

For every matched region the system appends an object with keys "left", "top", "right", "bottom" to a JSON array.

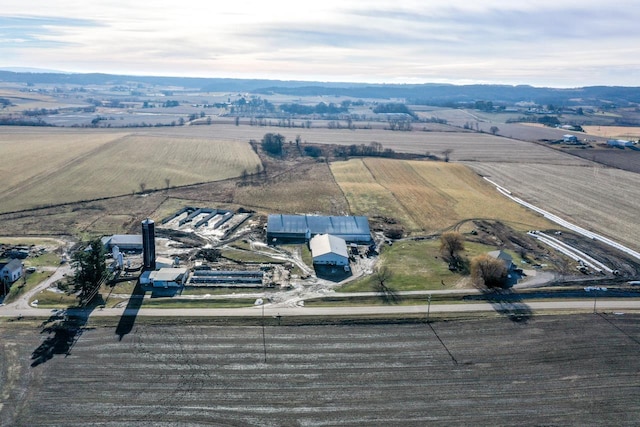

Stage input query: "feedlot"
[{"left": 2, "top": 314, "right": 640, "bottom": 426}]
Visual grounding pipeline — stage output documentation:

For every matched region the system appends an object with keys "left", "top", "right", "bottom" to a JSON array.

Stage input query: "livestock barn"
[{"left": 266, "top": 214, "right": 371, "bottom": 244}]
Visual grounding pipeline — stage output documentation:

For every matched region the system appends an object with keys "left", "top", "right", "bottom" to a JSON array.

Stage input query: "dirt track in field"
[{"left": 2, "top": 314, "right": 640, "bottom": 426}]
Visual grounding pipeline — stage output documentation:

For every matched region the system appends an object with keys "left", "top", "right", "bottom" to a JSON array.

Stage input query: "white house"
[
  {"left": 563, "top": 134, "right": 579, "bottom": 143},
  {"left": 309, "top": 234, "right": 349, "bottom": 266},
  {"left": 1, "top": 259, "right": 23, "bottom": 284}
]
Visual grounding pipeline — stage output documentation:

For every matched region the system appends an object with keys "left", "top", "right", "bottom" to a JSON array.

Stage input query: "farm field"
[
  {"left": 583, "top": 125, "right": 640, "bottom": 139},
  {"left": 468, "top": 162, "right": 640, "bottom": 252},
  {"left": 0, "top": 128, "right": 261, "bottom": 213},
  {"left": 331, "top": 158, "right": 554, "bottom": 233},
  {"left": 143, "top": 124, "right": 594, "bottom": 164},
  {"left": 2, "top": 314, "right": 639, "bottom": 425}
]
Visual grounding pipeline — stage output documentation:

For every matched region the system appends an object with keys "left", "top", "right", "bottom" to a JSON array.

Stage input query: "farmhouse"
[
  {"left": 563, "top": 134, "right": 579, "bottom": 144},
  {"left": 267, "top": 214, "right": 371, "bottom": 243},
  {"left": 488, "top": 250, "right": 514, "bottom": 271},
  {"left": 309, "top": 234, "right": 349, "bottom": 266},
  {"left": 0, "top": 259, "right": 23, "bottom": 285}
]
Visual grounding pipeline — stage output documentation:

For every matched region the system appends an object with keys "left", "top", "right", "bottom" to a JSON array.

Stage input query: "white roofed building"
[
  {"left": 309, "top": 234, "right": 349, "bottom": 266},
  {"left": 143, "top": 268, "right": 188, "bottom": 288}
]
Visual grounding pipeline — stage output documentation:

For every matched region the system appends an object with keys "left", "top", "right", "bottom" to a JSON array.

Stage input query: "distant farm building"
[
  {"left": 563, "top": 134, "right": 579, "bottom": 144},
  {"left": 607, "top": 139, "right": 636, "bottom": 148},
  {"left": 267, "top": 214, "right": 371, "bottom": 243},
  {"left": 309, "top": 234, "right": 349, "bottom": 266}
]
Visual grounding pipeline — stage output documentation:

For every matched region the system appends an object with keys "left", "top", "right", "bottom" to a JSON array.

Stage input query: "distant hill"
[{"left": 1, "top": 70, "right": 639, "bottom": 106}]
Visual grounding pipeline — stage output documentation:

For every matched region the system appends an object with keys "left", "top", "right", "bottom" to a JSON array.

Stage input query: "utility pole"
[{"left": 426, "top": 294, "right": 432, "bottom": 323}]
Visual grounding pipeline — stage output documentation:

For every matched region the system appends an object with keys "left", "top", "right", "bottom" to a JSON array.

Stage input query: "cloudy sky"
[{"left": 1, "top": 0, "right": 639, "bottom": 87}]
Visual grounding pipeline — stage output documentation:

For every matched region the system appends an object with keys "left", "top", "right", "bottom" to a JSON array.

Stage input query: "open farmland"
[
  {"left": 0, "top": 128, "right": 261, "bottom": 213},
  {"left": 331, "top": 158, "right": 553, "bottom": 233},
  {"left": 469, "top": 162, "right": 640, "bottom": 252},
  {"left": 146, "top": 124, "right": 593, "bottom": 164},
  {"left": 583, "top": 125, "right": 640, "bottom": 139},
  {"left": 2, "top": 314, "right": 640, "bottom": 425}
]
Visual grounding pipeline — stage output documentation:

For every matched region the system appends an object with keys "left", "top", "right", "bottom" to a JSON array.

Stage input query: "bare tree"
[
  {"left": 440, "top": 231, "right": 465, "bottom": 265},
  {"left": 490, "top": 126, "right": 499, "bottom": 135},
  {"left": 471, "top": 254, "right": 508, "bottom": 289},
  {"left": 139, "top": 182, "right": 146, "bottom": 193},
  {"left": 372, "top": 265, "right": 400, "bottom": 304},
  {"left": 441, "top": 149, "right": 453, "bottom": 162}
]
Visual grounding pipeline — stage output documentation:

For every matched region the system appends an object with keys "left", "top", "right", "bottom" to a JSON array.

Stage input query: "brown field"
[
  {"left": 2, "top": 314, "right": 640, "bottom": 425},
  {"left": 584, "top": 125, "right": 640, "bottom": 139},
  {"left": 331, "top": 158, "right": 553, "bottom": 233},
  {"left": 563, "top": 148, "right": 640, "bottom": 174},
  {"left": 145, "top": 123, "right": 593, "bottom": 164},
  {"left": 0, "top": 128, "right": 261, "bottom": 213},
  {"left": 468, "top": 162, "right": 640, "bottom": 251}
]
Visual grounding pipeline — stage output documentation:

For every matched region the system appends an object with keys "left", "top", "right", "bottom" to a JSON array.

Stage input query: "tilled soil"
[{"left": 2, "top": 314, "right": 640, "bottom": 426}]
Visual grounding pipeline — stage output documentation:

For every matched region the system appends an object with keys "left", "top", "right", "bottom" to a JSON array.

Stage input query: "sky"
[{"left": 1, "top": 0, "right": 639, "bottom": 87}]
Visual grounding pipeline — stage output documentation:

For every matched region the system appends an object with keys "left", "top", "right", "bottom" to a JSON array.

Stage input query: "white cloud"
[{"left": 1, "top": 1, "right": 639, "bottom": 86}]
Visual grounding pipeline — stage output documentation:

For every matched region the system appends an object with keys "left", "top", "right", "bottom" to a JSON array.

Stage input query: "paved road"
[{"left": 1, "top": 299, "right": 639, "bottom": 319}]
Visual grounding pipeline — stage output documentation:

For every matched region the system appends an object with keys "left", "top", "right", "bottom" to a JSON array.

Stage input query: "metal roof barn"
[
  {"left": 309, "top": 234, "right": 349, "bottom": 266},
  {"left": 266, "top": 214, "right": 371, "bottom": 243}
]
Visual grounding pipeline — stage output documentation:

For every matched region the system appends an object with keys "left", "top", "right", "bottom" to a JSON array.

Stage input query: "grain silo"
[{"left": 142, "top": 218, "right": 156, "bottom": 271}]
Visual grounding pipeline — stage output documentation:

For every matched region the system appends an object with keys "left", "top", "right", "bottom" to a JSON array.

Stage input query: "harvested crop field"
[
  {"left": 149, "top": 124, "right": 592, "bottom": 164},
  {"left": 0, "top": 128, "right": 261, "bottom": 213},
  {"left": 583, "top": 125, "right": 640, "bottom": 139},
  {"left": 2, "top": 314, "right": 639, "bottom": 425},
  {"left": 331, "top": 158, "right": 553, "bottom": 233},
  {"left": 469, "top": 162, "right": 640, "bottom": 251},
  {"left": 563, "top": 147, "right": 640, "bottom": 174}
]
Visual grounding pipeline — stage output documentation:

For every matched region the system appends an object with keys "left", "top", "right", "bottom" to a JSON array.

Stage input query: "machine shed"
[{"left": 309, "top": 234, "right": 349, "bottom": 266}]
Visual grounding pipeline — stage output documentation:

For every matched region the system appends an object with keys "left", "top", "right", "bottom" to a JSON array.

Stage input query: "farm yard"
[{"left": 1, "top": 314, "right": 640, "bottom": 425}]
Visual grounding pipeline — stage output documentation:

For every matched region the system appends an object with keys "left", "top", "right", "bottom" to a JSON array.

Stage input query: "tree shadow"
[
  {"left": 373, "top": 282, "right": 402, "bottom": 305},
  {"left": 481, "top": 288, "right": 533, "bottom": 323},
  {"left": 30, "top": 296, "right": 103, "bottom": 367},
  {"left": 115, "top": 280, "right": 146, "bottom": 341}
]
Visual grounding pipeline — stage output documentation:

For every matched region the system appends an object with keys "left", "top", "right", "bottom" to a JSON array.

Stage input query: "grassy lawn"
[
  {"left": 2, "top": 271, "right": 53, "bottom": 304},
  {"left": 140, "top": 298, "right": 257, "bottom": 309},
  {"left": 181, "top": 287, "right": 265, "bottom": 296},
  {"left": 339, "top": 239, "right": 513, "bottom": 292}
]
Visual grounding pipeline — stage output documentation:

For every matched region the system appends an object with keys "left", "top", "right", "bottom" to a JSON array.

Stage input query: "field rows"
[
  {"left": 137, "top": 124, "right": 593, "bottom": 164},
  {"left": 469, "top": 162, "right": 640, "bottom": 251},
  {"left": 331, "top": 159, "right": 553, "bottom": 233},
  {"left": 0, "top": 129, "right": 261, "bottom": 213},
  {"left": 3, "top": 315, "right": 640, "bottom": 425}
]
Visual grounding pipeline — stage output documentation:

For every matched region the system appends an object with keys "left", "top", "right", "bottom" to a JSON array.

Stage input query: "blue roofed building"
[{"left": 266, "top": 214, "right": 371, "bottom": 244}]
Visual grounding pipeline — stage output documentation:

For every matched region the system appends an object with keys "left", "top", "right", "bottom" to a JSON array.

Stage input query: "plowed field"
[{"left": 2, "top": 314, "right": 639, "bottom": 425}]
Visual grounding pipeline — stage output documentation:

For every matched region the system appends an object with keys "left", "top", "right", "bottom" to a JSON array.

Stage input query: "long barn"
[{"left": 266, "top": 214, "right": 371, "bottom": 243}]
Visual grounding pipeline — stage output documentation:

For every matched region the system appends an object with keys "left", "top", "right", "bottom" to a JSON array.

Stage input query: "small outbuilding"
[
  {"left": 309, "top": 234, "right": 349, "bottom": 266},
  {"left": 142, "top": 268, "right": 188, "bottom": 288},
  {"left": 563, "top": 134, "right": 579, "bottom": 143}
]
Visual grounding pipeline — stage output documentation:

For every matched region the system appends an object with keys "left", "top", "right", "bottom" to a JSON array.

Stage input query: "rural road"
[{"left": 1, "top": 299, "right": 640, "bottom": 319}]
